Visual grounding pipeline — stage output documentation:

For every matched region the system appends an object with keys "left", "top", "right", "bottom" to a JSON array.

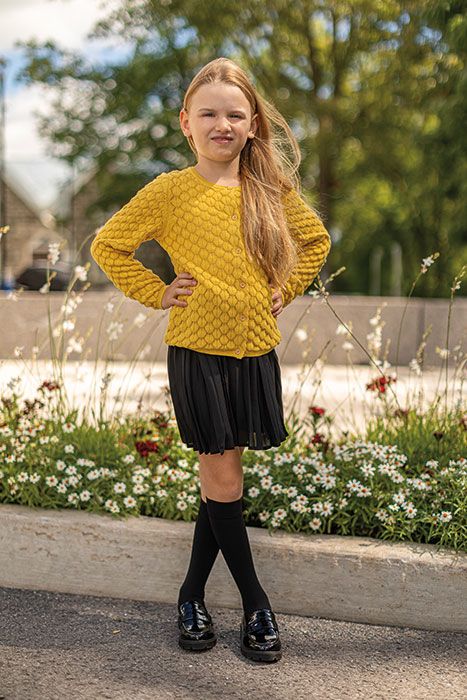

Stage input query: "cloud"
[
  {"left": 1, "top": 0, "right": 110, "bottom": 52},
  {"left": 2, "top": 0, "right": 123, "bottom": 210}
]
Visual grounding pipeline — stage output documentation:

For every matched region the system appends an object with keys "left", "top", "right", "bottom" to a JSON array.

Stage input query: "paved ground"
[{"left": 1, "top": 587, "right": 465, "bottom": 700}]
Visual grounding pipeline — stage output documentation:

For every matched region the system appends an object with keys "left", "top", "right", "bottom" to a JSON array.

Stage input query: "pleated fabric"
[{"left": 167, "top": 345, "right": 289, "bottom": 456}]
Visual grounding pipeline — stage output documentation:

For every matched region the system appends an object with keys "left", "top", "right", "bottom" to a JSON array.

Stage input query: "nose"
[{"left": 215, "top": 117, "right": 231, "bottom": 132}]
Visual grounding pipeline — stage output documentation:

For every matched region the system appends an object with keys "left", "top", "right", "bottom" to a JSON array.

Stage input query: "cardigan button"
[
  {"left": 235, "top": 247, "right": 242, "bottom": 254},
  {"left": 232, "top": 213, "right": 238, "bottom": 220},
  {"left": 239, "top": 314, "right": 246, "bottom": 321},
  {"left": 239, "top": 281, "right": 246, "bottom": 288}
]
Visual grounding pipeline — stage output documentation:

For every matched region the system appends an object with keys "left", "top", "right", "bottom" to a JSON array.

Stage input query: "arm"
[
  {"left": 90, "top": 172, "right": 169, "bottom": 310},
  {"left": 280, "top": 187, "right": 332, "bottom": 308}
]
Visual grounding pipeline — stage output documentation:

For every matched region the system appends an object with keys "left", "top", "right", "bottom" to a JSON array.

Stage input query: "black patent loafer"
[
  {"left": 240, "top": 608, "right": 282, "bottom": 662},
  {"left": 178, "top": 599, "right": 217, "bottom": 651}
]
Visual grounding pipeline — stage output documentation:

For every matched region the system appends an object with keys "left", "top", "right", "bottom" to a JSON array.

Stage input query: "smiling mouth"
[{"left": 212, "top": 137, "right": 233, "bottom": 142}]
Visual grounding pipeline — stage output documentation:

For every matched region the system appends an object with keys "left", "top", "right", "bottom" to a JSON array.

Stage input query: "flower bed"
[{"left": 1, "top": 385, "right": 465, "bottom": 552}]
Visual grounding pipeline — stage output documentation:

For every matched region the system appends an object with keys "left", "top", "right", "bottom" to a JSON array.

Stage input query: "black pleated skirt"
[{"left": 166, "top": 345, "right": 289, "bottom": 456}]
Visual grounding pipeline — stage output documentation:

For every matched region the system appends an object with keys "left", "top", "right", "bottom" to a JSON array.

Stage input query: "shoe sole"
[
  {"left": 240, "top": 626, "right": 282, "bottom": 662},
  {"left": 179, "top": 635, "right": 217, "bottom": 651}
]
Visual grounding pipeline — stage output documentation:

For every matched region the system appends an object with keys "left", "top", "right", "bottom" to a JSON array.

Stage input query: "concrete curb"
[{"left": 2, "top": 503, "right": 466, "bottom": 633}]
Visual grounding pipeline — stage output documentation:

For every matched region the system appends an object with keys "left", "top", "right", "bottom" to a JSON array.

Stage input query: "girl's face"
[{"left": 180, "top": 82, "right": 257, "bottom": 163}]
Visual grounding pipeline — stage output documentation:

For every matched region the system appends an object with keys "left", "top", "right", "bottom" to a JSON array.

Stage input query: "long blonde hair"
[{"left": 182, "top": 56, "right": 310, "bottom": 293}]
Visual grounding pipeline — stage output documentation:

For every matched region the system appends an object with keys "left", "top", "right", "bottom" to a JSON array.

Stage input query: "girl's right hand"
[{"left": 161, "top": 272, "right": 198, "bottom": 309}]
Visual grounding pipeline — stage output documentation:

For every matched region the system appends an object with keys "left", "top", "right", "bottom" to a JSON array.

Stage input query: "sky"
[{"left": 1, "top": 0, "right": 130, "bottom": 210}]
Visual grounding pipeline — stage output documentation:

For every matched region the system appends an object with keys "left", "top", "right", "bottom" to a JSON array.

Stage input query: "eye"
[{"left": 201, "top": 113, "right": 243, "bottom": 118}]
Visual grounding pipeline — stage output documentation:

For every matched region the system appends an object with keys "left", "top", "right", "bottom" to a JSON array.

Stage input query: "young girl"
[{"left": 90, "top": 57, "right": 331, "bottom": 663}]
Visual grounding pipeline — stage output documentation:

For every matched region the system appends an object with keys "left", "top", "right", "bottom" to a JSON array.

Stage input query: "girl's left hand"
[{"left": 269, "top": 284, "right": 284, "bottom": 317}]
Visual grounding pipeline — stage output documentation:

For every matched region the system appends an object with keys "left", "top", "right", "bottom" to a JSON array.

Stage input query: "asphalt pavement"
[{"left": 0, "top": 587, "right": 465, "bottom": 700}]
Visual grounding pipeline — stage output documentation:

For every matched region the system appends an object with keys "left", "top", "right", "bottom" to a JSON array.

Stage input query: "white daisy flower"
[
  {"left": 439, "top": 511, "right": 452, "bottom": 523},
  {"left": 248, "top": 487, "right": 260, "bottom": 498}
]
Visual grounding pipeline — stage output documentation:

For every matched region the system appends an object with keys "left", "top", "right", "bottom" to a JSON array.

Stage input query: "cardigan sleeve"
[
  {"left": 90, "top": 172, "right": 169, "bottom": 310},
  {"left": 280, "top": 187, "right": 332, "bottom": 308}
]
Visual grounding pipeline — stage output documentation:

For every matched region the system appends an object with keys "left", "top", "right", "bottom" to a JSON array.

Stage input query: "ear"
[
  {"left": 180, "top": 108, "right": 190, "bottom": 136},
  {"left": 248, "top": 112, "right": 258, "bottom": 138}
]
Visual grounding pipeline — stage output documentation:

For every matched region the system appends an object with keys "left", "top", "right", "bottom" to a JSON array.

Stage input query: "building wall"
[{"left": 2, "top": 182, "right": 63, "bottom": 278}]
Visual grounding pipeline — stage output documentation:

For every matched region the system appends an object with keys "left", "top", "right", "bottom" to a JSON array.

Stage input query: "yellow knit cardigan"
[{"left": 90, "top": 165, "right": 331, "bottom": 358}]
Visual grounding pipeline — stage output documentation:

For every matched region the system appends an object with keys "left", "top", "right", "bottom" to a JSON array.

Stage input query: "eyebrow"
[{"left": 197, "top": 107, "right": 247, "bottom": 114}]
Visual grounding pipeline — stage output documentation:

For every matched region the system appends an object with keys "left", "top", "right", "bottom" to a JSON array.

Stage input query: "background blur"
[{"left": 1, "top": 0, "right": 465, "bottom": 297}]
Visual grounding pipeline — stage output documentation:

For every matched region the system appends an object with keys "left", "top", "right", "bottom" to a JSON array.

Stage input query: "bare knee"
[{"left": 197, "top": 448, "right": 244, "bottom": 502}]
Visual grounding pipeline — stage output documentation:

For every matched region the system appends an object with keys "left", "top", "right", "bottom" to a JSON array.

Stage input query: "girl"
[{"left": 91, "top": 57, "right": 331, "bottom": 663}]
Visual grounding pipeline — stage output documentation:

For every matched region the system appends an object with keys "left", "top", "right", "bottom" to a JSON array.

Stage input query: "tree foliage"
[{"left": 13, "top": 0, "right": 466, "bottom": 296}]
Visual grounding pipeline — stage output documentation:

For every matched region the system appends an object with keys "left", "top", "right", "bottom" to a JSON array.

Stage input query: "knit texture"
[{"left": 90, "top": 165, "right": 331, "bottom": 358}]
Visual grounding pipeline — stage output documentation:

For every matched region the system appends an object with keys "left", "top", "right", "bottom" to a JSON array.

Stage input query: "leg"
[
  {"left": 178, "top": 447, "right": 247, "bottom": 605},
  {"left": 199, "top": 447, "right": 271, "bottom": 617},
  {"left": 199, "top": 447, "right": 244, "bottom": 501}
]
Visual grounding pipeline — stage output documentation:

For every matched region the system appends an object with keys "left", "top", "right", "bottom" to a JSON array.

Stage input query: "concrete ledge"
[{"left": 2, "top": 503, "right": 466, "bottom": 632}]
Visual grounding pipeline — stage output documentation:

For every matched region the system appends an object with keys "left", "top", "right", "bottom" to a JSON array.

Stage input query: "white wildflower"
[
  {"left": 107, "top": 321, "right": 123, "bottom": 341},
  {"left": 48, "top": 242, "right": 61, "bottom": 264},
  {"left": 439, "top": 511, "right": 452, "bottom": 523},
  {"left": 62, "top": 319, "right": 75, "bottom": 332},
  {"left": 133, "top": 313, "right": 148, "bottom": 328},
  {"left": 421, "top": 255, "right": 434, "bottom": 272},
  {"left": 74, "top": 265, "right": 88, "bottom": 281},
  {"left": 409, "top": 358, "right": 422, "bottom": 375},
  {"left": 66, "top": 336, "right": 83, "bottom": 355},
  {"left": 295, "top": 328, "right": 308, "bottom": 342},
  {"left": 402, "top": 501, "right": 417, "bottom": 518}
]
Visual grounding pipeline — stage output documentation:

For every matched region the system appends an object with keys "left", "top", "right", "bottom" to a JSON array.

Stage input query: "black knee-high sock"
[
  {"left": 177, "top": 498, "right": 220, "bottom": 606},
  {"left": 205, "top": 496, "right": 271, "bottom": 617}
]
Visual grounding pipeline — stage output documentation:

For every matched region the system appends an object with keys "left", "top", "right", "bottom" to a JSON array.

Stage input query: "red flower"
[
  {"left": 309, "top": 406, "right": 325, "bottom": 416},
  {"left": 135, "top": 440, "right": 159, "bottom": 458},
  {"left": 39, "top": 380, "right": 60, "bottom": 392},
  {"left": 311, "top": 432, "right": 325, "bottom": 444},
  {"left": 366, "top": 375, "right": 397, "bottom": 394}
]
